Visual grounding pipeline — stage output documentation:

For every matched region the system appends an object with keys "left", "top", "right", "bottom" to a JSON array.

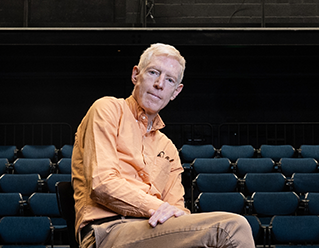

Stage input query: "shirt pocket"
[{"left": 151, "top": 156, "right": 172, "bottom": 194}]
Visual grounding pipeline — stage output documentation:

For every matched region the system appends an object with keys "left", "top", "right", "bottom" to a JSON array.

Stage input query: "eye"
[
  {"left": 149, "top": 69, "right": 159, "bottom": 76},
  {"left": 166, "top": 77, "right": 176, "bottom": 85}
]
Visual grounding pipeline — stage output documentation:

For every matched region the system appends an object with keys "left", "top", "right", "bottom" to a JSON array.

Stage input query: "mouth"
[{"left": 148, "top": 92, "right": 161, "bottom": 100}]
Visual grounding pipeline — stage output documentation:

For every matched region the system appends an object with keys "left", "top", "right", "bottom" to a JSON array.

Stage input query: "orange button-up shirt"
[{"left": 71, "top": 95, "right": 189, "bottom": 236}]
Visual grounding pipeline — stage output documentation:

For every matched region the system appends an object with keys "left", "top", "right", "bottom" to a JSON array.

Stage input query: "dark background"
[
  {"left": 1, "top": 0, "right": 319, "bottom": 27},
  {"left": 1, "top": 43, "right": 319, "bottom": 133},
  {"left": 1, "top": 0, "right": 319, "bottom": 149},
  {"left": 1, "top": 29, "right": 319, "bottom": 148}
]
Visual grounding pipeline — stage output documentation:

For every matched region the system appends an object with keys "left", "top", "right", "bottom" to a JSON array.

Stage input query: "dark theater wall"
[
  {"left": 0, "top": 0, "right": 319, "bottom": 27},
  {"left": 2, "top": 43, "right": 319, "bottom": 138}
]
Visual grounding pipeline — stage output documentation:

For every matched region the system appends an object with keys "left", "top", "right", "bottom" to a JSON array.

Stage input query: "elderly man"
[{"left": 72, "top": 43, "right": 255, "bottom": 248}]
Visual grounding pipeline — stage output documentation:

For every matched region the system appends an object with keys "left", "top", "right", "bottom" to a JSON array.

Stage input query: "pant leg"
[{"left": 93, "top": 212, "right": 255, "bottom": 248}]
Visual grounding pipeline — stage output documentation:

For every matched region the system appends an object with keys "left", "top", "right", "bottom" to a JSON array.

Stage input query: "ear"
[
  {"left": 170, "top": 84, "right": 184, "bottom": 101},
  {"left": 131, "top": 66, "right": 139, "bottom": 85}
]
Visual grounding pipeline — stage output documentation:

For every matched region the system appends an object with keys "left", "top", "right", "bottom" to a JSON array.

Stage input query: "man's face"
[{"left": 132, "top": 55, "right": 184, "bottom": 120}]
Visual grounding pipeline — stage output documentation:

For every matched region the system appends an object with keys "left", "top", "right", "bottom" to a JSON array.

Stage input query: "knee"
[
  {"left": 210, "top": 212, "right": 251, "bottom": 234},
  {"left": 229, "top": 213, "right": 250, "bottom": 227},
  {"left": 219, "top": 212, "right": 252, "bottom": 234},
  {"left": 204, "top": 212, "right": 255, "bottom": 248},
  {"left": 226, "top": 213, "right": 255, "bottom": 247},
  {"left": 230, "top": 213, "right": 248, "bottom": 224}
]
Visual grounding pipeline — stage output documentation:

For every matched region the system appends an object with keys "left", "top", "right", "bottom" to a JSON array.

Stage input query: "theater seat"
[
  {"left": 194, "top": 173, "right": 238, "bottom": 193},
  {"left": 191, "top": 158, "right": 231, "bottom": 175},
  {"left": 269, "top": 215, "right": 319, "bottom": 245},
  {"left": 0, "top": 145, "right": 17, "bottom": 163},
  {"left": 0, "top": 158, "right": 9, "bottom": 175},
  {"left": 292, "top": 173, "right": 319, "bottom": 195},
  {"left": 235, "top": 158, "right": 275, "bottom": 178},
  {"left": 179, "top": 144, "right": 216, "bottom": 169},
  {"left": 244, "top": 215, "right": 262, "bottom": 242},
  {"left": 0, "top": 216, "right": 54, "bottom": 247},
  {"left": 192, "top": 173, "right": 238, "bottom": 212},
  {"left": 57, "top": 158, "right": 72, "bottom": 174},
  {"left": 13, "top": 158, "right": 53, "bottom": 178},
  {"left": 195, "top": 192, "right": 246, "bottom": 214},
  {"left": 305, "top": 192, "right": 319, "bottom": 215},
  {"left": 243, "top": 173, "right": 287, "bottom": 196},
  {"left": 0, "top": 174, "right": 42, "bottom": 200},
  {"left": 0, "top": 193, "right": 24, "bottom": 217},
  {"left": 251, "top": 191, "right": 300, "bottom": 226},
  {"left": 21, "top": 145, "right": 58, "bottom": 161},
  {"left": 279, "top": 158, "right": 318, "bottom": 177},
  {"left": 299, "top": 144, "right": 319, "bottom": 161},
  {"left": 29, "top": 192, "right": 67, "bottom": 231},
  {"left": 220, "top": 145, "right": 255, "bottom": 162},
  {"left": 56, "top": 181, "right": 78, "bottom": 248},
  {"left": 259, "top": 144, "right": 295, "bottom": 162},
  {"left": 60, "top": 144, "right": 73, "bottom": 158},
  {"left": 46, "top": 173, "right": 71, "bottom": 193}
]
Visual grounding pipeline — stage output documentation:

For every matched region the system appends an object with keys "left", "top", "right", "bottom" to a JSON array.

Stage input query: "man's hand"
[{"left": 148, "top": 202, "right": 188, "bottom": 228}]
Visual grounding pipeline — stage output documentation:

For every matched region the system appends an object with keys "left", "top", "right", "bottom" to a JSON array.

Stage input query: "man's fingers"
[
  {"left": 174, "top": 209, "right": 186, "bottom": 217},
  {"left": 148, "top": 202, "right": 185, "bottom": 227},
  {"left": 148, "top": 209, "right": 155, "bottom": 216}
]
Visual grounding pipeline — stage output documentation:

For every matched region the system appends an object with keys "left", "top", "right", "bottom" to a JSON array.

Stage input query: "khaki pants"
[{"left": 81, "top": 212, "right": 255, "bottom": 248}]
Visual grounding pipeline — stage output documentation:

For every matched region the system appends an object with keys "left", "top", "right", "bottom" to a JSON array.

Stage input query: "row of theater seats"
[
  {"left": 180, "top": 144, "right": 319, "bottom": 197},
  {"left": 179, "top": 144, "right": 319, "bottom": 168},
  {"left": 0, "top": 144, "right": 73, "bottom": 176},
  {"left": 180, "top": 144, "right": 319, "bottom": 201},
  {"left": 0, "top": 145, "right": 73, "bottom": 246},
  {"left": 0, "top": 173, "right": 71, "bottom": 198},
  {"left": 193, "top": 172, "right": 319, "bottom": 197},
  {"left": 179, "top": 144, "right": 319, "bottom": 247},
  {"left": 192, "top": 174, "right": 319, "bottom": 246},
  {"left": 0, "top": 173, "right": 71, "bottom": 246},
  {"left": 180, "top": 143, "right": 319, "bottom": 167},
  {"left": 190, "top": 156, "right": 319, "bottom": 178},
  {"left": 0, "top": 190, "right": 65, "bottom": 231},
  {"left": 194, "top": 191, "right": 319, "bottom": 246},
  {"left": 0, "top": 144, "right": 73, "bottom": 162},
  {"left": 2, "top": 143, "right": 319, "bottom": 247},
  {"left": 0, "top": 158, "right": 72, "bottom": 178}
]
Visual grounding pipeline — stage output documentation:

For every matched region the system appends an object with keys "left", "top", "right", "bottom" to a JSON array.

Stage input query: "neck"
[
  {"left": 147, "top": 120, "right": 153, "bottom": 132},
  {"left": 145, "top": 112, "right": 157, "bottom": 126}
]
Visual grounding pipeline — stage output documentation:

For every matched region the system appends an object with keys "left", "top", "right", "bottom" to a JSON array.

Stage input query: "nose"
[{"left": 154, "top": 74, "right": 165, "bottom": 89}]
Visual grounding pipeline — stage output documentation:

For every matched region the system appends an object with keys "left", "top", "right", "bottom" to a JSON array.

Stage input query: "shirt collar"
[{"left": 125, "top": 95, "right": 165, "bottom": 131}]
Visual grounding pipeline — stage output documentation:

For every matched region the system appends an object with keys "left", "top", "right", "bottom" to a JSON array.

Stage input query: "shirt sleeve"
[{"left": 84, "top": 98, "right": 164, "bottom": 217}]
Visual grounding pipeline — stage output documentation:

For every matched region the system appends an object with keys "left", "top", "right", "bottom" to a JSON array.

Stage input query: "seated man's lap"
[{"left": 92, "top": 212, "right": 254, "bottom": 248}]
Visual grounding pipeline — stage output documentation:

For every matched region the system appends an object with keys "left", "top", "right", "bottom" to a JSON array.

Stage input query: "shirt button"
[
  {"left": 142, "top": 116, "right": 145, "bottom": 120},
  {"left": 140, "top": 173, "right": 144, "bottom": 176}
]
